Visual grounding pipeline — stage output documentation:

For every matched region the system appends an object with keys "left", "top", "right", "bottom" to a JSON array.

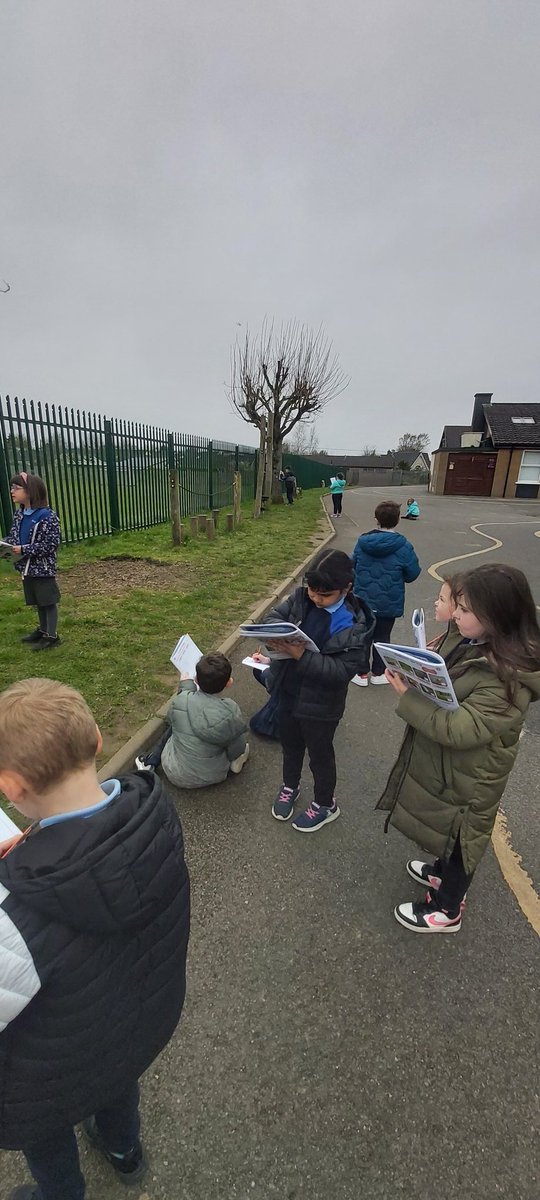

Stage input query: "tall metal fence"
[
  {"left": 281, "top": 452, "right": 330, "bottom": 491},
  {"left": 0, "top": 395, "right": 259, "bottom": 543}
]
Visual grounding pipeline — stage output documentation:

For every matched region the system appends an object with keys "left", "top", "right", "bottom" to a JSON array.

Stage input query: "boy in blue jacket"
[{"left": 351, "top": 500, "right": 420, "bottom": 685}]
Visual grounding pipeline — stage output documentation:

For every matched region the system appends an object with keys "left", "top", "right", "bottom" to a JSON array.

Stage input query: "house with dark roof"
[
  {"left": 391, "top": 449, "right": 431, "bottom": 472},
  {"left": 300, "top": 450, "right": 430, "bottom": 487},
  {"left": 431, "top": 393, "right": 540, "bottom": 499}
]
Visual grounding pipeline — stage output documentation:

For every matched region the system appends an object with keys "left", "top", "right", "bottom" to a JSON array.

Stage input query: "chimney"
[{"left": 471, "top": 392, "right": 493, "bottom": 432}]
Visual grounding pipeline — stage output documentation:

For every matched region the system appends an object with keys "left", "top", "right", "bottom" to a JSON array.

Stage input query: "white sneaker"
[
  {"left": 135, "top": 755, "right": 154, "bottom": 772},
  {"left": 370, "top": 674, "right": 389, "bottom": 685},
  {"left": 230, "top": 742, "right": 250, "bottom": 774},
  {"left": 351, "top": 674, "right": 369, "bottom": 687}
]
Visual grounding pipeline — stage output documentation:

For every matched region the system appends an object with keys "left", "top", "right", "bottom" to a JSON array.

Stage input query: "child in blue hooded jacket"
[{"left": 351, "top": 499, "right": 420, "bottom": 685}]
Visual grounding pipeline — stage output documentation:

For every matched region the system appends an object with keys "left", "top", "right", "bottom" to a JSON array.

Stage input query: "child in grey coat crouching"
[{"left": 136, "top": 652, "right": 249, "bottom": 787}]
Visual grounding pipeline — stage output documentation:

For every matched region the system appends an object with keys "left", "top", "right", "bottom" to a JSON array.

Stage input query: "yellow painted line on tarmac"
[
  {"left": 427, "top": 520, "right": 540, "bottom": 936},
  {"left": 492, "top": 811, "right": 540, "bottom": 936}
]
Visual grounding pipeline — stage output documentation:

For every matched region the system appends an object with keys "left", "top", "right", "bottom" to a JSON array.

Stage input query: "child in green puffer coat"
[{"left": 379, "top": 563, "right": 540, "bottom": 934}]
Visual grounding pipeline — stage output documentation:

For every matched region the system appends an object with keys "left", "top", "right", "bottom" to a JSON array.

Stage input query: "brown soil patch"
[{"left": 60, "top": 556, "right": 195, "bottom": 599}]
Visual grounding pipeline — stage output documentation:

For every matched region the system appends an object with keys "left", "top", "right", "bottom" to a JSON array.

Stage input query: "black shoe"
[
  {"left": 31, "top": 635, "right": 61, "bottom": 652},
  {"left": 82, "top": 1116, "right": 147, "bottom": 1185},
  {"left": 8, "top": 1187, "right": 41, "bottom": 1199},
  {"left": 21, "top": 628, "right": 45, "bottom": 644}
]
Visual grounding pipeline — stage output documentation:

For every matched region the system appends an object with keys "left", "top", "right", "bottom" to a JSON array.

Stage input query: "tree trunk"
[
  {"left": 264, "top": 406, "right": 274, "bottom": 503},
  {"left": 253, "top": 418, "right": 266, "bottom": 518},
  {"left": 271, "top": 439, "right": 284, "bottom": 503}
]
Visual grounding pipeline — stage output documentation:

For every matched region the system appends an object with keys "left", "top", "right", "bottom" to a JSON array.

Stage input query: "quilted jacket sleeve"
[
  {"left": 292, "top": 646, "right": 357, "bottom": 690},
  {"left": 396, "top": 683, "right": 523, "bottom": 749},
  {"left": 398, "top": 541, "right": 421, "bottom": 583},
  {"left": 0, "top": 884, "right": 41, "bottom": 1032}
]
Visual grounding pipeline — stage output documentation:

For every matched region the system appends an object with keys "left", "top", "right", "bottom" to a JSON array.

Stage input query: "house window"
[
  {"left": 511, "top": 417, "right": 535, "bottom": 424},
  {"left": 518, "top": 450, "right": 540, "bottom": 484}
]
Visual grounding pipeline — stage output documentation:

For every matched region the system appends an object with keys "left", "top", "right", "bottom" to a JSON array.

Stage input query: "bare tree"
[
  {"left": 284, "top": 422, "right": 320, "bottom": 455},
  {"left": 362, "top": 444, "right": 378, "bottom": 457},
  {"left": 229, "top": 319, "right": 348, "bottom": 501},
  {"left": 395, "top": 432, "right": 430, "bottom": 452}
]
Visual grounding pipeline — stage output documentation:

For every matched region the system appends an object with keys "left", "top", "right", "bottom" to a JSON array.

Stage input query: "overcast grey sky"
[{"left": 1, "top": 1, "right": 539, "bottom": 453}]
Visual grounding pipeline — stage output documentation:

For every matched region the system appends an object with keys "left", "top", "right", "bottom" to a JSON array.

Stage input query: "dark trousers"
[
  {"left": 37, "top": 604, "right": 58, "bottom": 638},
  {"left": 279, "top": 695, "right": 338, "bottom": 807},
  {"left": 143, "top": 725, "right": 172, "bottom": 768},
  {"left": 22, "top": 1082, "right": 140, "bottom": 1200},
  {"left": 371, "top": 615, "right": 395, "bottom": 676},
  {"left": 332, "top": 493, "right": 343, "bottom": 514},
  {"left": 285, "top": 485, "right": 295, "bottom": 505},
  {"left": 433, "top": 836, "right": 472, "bottom": 916}
]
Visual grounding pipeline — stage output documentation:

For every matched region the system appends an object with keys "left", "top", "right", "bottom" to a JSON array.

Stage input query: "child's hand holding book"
[
  {"left": 266, "top": 638, "right": 306, "bottom": 659},
  {"left": 385, "top": 669, "right": 409, "bottom": 696}
]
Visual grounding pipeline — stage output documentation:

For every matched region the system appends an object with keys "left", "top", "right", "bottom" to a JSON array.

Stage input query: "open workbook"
[
  {"left": 169, "top": 634, "right": 203, "bottom": 676},
  {"left": 0, "top": 806, "right": 20, "bottom": 840},
  {"left": 374, "top": 643, "right": 459, "bottom": 710},
  {"left": 240, "top": 621, "right": 319, "bottom": 660}
]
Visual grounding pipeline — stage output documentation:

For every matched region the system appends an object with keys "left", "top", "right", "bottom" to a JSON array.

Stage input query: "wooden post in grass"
[
  {"left": 225, "top": 513, "right": 234, "bottom": 532},
  {"left": 169, "top": 469, "right": 183, "bottom": 546},
  {"left": 189, "top": 516, "right": 199, "bottom": 538},
  {"left": 212, "top": 507, "right": 220, "bottom": 528},
  {"left": 198, "top": 514, "right": 207, "bottom": 533},
  {"left": 253, "top": 417, "right": 266, "bottom": 519},
  {"left": 233, "top": 472, "right": 242, "bottom": 528},
  {"left": 206, "top": 516, "right": 215, "bottom": 540}
]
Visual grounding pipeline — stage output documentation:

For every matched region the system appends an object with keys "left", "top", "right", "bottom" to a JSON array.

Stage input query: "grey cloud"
[{"left": 1, "top": 1, "right": 539, "bottom": 453}]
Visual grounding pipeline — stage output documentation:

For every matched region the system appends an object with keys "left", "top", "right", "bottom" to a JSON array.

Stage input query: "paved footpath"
[{"left": 3, "top": 487, "right": 539, "bottom": 1200}]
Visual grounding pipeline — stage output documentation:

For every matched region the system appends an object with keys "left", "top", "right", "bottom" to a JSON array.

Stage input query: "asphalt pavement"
[{"left": 2, "top": 486, "right": 539, "bottom": 1200}]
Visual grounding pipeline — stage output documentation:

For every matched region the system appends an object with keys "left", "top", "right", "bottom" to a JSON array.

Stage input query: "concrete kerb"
[{"left": 97, "top": 497, "right": 335, "bottom": 782}]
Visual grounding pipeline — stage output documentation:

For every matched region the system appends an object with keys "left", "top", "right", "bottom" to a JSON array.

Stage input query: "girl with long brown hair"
[{"left": 379, "top": 563, "right": 540, "bottom": 933}]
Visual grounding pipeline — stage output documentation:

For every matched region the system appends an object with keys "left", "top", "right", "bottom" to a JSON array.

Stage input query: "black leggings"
[
  {"left": 371, "top": 615, "right": 395, "bottom": 676},
  {"left": 38, "top": 605, "right": 58, "bottom": 638},
  {"left": 433, "top": 836, "right": 472, "bottom": 915},
  {"left": 332, "top": 493, "right": 343, "bottom": 514},
  {"left": 279, "top": 694, "right": 339, "bottom": 807}
]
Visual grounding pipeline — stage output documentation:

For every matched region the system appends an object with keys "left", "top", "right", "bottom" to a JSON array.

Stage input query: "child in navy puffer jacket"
[
  {"left": 351, "top": 499, "right": 420, "bottom": 685},
  {"left": 253, "top": 549, "right": 375, "bottom": 833},
  {"left": 4, "top": 472, "right": 62, "bottom": 650}
]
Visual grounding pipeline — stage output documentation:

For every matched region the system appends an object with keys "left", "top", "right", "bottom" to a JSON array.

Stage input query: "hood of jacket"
[
  {"left": 355, "top": 530, "right": 411, "bottom": 558},
  {"left": 0, "top": 773, "right": 177, "bottom": 935}
]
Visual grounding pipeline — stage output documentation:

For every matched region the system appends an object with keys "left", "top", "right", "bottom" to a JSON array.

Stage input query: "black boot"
[
  {"left": 31, "top": 635, "right": 61, "bottom": 652},
  {"left": 21, "top": 628, "right": 45, "bottom": 645}
]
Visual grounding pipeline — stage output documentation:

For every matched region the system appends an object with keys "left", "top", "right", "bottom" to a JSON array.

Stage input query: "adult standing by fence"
[
  {"left": 281, "top": 468, "right": 297, "bottom": 505},
  {"left": 330, "top": 472, "right": 346, "bottom": 516}
]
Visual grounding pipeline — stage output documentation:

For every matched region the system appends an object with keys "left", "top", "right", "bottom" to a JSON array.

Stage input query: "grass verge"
[{"left": 0, "top": 491, "right": 328, "bottom": 771}]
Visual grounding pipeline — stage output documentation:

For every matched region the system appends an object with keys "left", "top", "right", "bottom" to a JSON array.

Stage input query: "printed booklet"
[
  {"left": 170, "top": 634, "right": 203, "bottom": 676},
  {"left": 0, "top": 806, "right": 20, "bottom": 840},
  {"left": 240, "top": 621, "right": 319, "bottom": 660},
  {"left": 373, "top": 643, "right": 459, "bottom": 710}
]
